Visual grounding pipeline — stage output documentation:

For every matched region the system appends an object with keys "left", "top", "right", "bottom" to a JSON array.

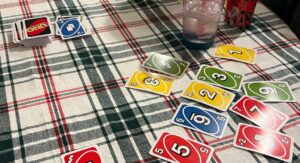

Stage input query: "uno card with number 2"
[
  {"left": 230, "top": 96, "right": 289, "bottom": 131},
  {"left": 143, "top": 52, "right": 190, "bottom": 78},
  {"left": 214, "top": 44, "right": 257, "bottom": 64},
  {"left": 149, "top": 132, "right": 214, "bottom": 163},
  {"left": 171, "top": 103, "right": 229, "bottom": 138},
  {"left": 125, "top": 70, "right": 174, "bottom": 96},
  {"left": 233, "top": 123, "right": 294, "bottom": 162},
  {"left": 61, "top": 145, "right": 103, "bottom": 163},
  {"left": 181, "top": 81, "right": 235, "bottom": 111}
]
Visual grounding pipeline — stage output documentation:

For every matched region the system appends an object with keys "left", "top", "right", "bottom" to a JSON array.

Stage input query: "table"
[{"left": 0, "top": 0, "right": 299, "bottom": 163}]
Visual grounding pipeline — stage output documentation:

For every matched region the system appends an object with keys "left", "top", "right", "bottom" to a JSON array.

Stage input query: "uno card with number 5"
[
  {"left": 230, "top": 96, "right": 289, "bottom": 131},
  {"left": 214, "top": 44, "right": 257, "bottom": 64},
  {"left": 196, "top": 65, "right": 244, "bottom": 91},
  {"left": 61, "top": 145, "right": 103, "bottom": 163},
  {"left": 233, "top": 123, "right": 294, "bottom": 162},
  {"left": 143, "top": 52, "right": 190, "bottom": 78},
  {"left": 125, "top": 70, "right": 174, "bottom": 96},
  {"left": 171, "top": 103, "right": 229, "bottom": 138},
  {"left": 181, "top": 81, "right": 235, "bottom": 111},
  {"left": 243, "top": 81, "right": 295, "bottom": 102},
  {"left": 149, "top": 132, "right": 214, "bottom": 163}
]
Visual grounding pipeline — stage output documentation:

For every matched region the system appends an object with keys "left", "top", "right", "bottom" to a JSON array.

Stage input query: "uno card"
[
  {"left": 23, "top": 17, "right": 52, "bottom": 39},
  {"left": 55, "top": 16, "right": 83, "bottom": 35},
  {"left": 149, "top": 132, "right": 214, "bottom": 163},
  {"left": 61, "top": 145, "right": 103, "bottom": 163},
  {"left": 233, "top": 123, "right": 294, "bottom": 162},
  {"left": 143, "top": 52, "right": 190, "bottom": 78},
  {"left": 125, "top": 70, "right": 174, "bottom": 96},
  {"left": 171, "top": 103, "right": 229, "bottom": 138},
  {"left": 214, "top": 44, "right": 257, "bottom": 64},
  {"left": 56, "top": 17, "right": 88, "bottom": 40},
  {"left": 243, "top": 81, "right": 295, "bottom": 102},
  {"left": 196, "top": 65, "right": 244, "bottom": 91},
  {"left": 230, "top": 96, "right": 289, "bottom": 131},
  {"left": 181, "top": 81, "right": 235, "bottom": 111}
]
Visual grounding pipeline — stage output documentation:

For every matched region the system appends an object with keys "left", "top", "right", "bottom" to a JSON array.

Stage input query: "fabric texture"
[{"left": 0, "top": 0, "right": 299, "bottom": 163}]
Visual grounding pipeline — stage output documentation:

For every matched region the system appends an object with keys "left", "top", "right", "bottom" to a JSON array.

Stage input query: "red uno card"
[
  {"left": 61, "top": 145, "right": 102, "bottom": 163},
  {"left": 233, "top": 123, "right": 294, "bottom": 162},
  {"left": 149, "top": 132, "right": 214, "bottom": 163},
  {"left": 230, "top": 96, "right": 289, "bottom": 131}
]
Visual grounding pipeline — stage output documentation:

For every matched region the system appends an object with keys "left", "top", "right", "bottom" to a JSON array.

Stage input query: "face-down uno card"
[
  {"left": 149, "top": 132, "right": 214, "bottom": 163},
  {"left": 233, "top": 123, "right": 294, "bottom": 162},
  {"left": 230, "top": 96, "right": 289, "bottom": 131},
  {"left": 56, "top": 17, "right": 88, "bottom": 40},
  {"left": 23, "top": 17, "right": 52, "bottom": 39},
  {"left": 196, "top": 64, "right": 244, "bottom": 91},
  {"left": 172, "top": 103, "right": 229, "bottom": 138},
  {"left": 143, "top": 52, "right": 190, "bottom": 78},
  {"left": 243, "top": 81, "right": 295, "bottom": 102},
  {"left": 181, "top": 81, "right": 235, "bottom": 111},
  {"left": 61, "top": 145, "right": 103, "bottom": 163},
  {"left": 125, "top": 70, "right": 174, "bottom": 96}
]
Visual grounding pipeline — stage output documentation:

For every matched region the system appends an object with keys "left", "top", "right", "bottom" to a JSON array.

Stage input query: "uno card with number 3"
[
  {"left": 196, "top": 65, "right": 244, "bottom": 91},
  {"left": 181, "top": 81, "right": 235, "bottom": 111},
  {"left": 243, "top": 81, "right": 295, "bottom": 102},
  {"left": 125, "top": 70, "right": 174, "bottom": 96},
  {"left": 171, "top": 103, "right": 229, "bottom": 138},
  {"left": 61, "top": 145, "right": 102, "bottom": 163},
  {"left": 214, "top": 44, "right": 257, "bottom": 64},
  {"left": 149, "top": 132, "right": 214, "bottom": 163},
  {"left": 233, "top": 123, "right": 294, "bottom": 162}
]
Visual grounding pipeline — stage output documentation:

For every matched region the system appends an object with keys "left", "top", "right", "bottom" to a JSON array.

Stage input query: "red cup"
[{"left": 225, "top": 0, "right": 258, "bottom": 27}]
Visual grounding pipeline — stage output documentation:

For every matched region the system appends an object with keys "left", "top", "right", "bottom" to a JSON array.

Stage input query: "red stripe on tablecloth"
[{"left": 281, "top": 120, "right": 300, "bottom": 130}]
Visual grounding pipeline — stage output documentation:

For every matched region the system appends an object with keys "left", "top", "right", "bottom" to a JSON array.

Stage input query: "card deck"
[
  {"left": 214, "top": 44, "right": 257, "bottom": 64},
  {"left": 243, "top": 81, "right": 295, "bottom": 102},
  {"left": 181, "top": 81, "right": 235, "bottom": 111},
  {"left": 61, "top": 145, "right": 102, "bottom": 163},
  {"left": 196, "top": 64, "right": 244, "bottom": 91},
  {"left": 230, "top": 96, "right": 289, "bottom": 131},
  {"left": 171, "top": 103, "right": 229, "bottom": 138},
  {"left": 149, "top": 132, "right": 214, "bottom": 163},
  {"left": 56, "top": 17, "right": 90, "bottom": 40},
  {"left": 143, "top": 52, "right": 190, "bottom": 78},
  {"left": 125, "top": 70, "right": 174, "bottom": 96},
  {"left": 23, "top": 17, "right": 52, "bottom": 39},
  {"left": 233, "top": 123, "right": 294, "bottom": 162}
]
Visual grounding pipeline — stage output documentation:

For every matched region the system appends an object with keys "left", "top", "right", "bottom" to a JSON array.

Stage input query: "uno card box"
[
  {"left": 56, "top": 17, "right": 90, "bottom": 40},
  {"left": 61, "top": 145, "right": 103, "bottom": 163}
]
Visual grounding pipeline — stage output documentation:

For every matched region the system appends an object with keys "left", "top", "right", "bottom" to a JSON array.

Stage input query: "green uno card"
[
  {"left": 196, "top": 65, "right": 244, "bottom": 91},
  {"left": 243, "top": 81, "right": 295, "bottom": 102},
  {"left": 143, "top": 52, "right": 190, "bottom": 78}
]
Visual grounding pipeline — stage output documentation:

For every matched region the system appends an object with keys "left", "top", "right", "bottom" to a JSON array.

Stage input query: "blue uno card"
[
  {"left": 56, "top": 18, "right": 87, "bottom": 40},
  {"left": 171, "top": 103, "right": 229, "bottom": 138}
]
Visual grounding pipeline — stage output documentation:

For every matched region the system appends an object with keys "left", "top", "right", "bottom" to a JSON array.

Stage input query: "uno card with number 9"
[
  {"left": 149, "top": 132, "right": 214, "bottom": 163},
  {"left": 243, "top": 81, "right": 295, "bottom": 102},
  {"left": 181, "top": 81, "right": 236, "bottom": 111},
  {"left": 196, "top": 65, "right": 244, "bottom": 91},
  {"left": 125, "top": 70, "right": 174, "bottom": 96}
]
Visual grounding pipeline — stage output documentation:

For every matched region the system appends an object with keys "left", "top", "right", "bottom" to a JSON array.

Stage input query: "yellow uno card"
[
  {"left": 125, "top": 70, "right": 174, "bottom": 96},
  {"left": 214, "top": 44, "right": 257, "bottom": 64},
  {"left": 181, "top": 81, "right": 235, "bottom": 111}
]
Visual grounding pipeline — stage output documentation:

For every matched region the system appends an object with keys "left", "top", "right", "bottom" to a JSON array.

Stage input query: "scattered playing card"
[
  {"left": 230, "top": 96, "right": 289, "bottom": 131},
  {"left": 196, "top": 64, "right": 244, "bottom": 91},
  {"left": 243, "top": 81, "right": 295, "bottom": 102},
  {"left": 125, "top": 70, "right": 174, "bottom": 96},
  {"left": 181, "top": 81, "right": 235, "bottom": 111},
  {"left": 149, "top": 132, "right": 214, "bottom": 163},
  {"left": 143, "top": 52, "right": 190, "bottom": 78},
  {"left": 214, "top": 44, "right": 257, "bottom": 64},
  {"left": 233, "top": 123, "right": 294, "bottom": 162},
  {"left": 61, "top": 145, "right": 103, "bottom": 163},
  {"left": 56, "top": 17, "right": 90, "bottom": 40},
  {"left": 171, "top": 103, "right": 229, "bottom": 138}
]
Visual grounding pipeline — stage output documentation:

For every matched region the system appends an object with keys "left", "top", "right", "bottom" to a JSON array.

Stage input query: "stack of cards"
[
  {"left": 11, "top": 17, "right": 52, "bottom": 46},
  {"left": 55, "top": 16, "right": 91, "bottom": 40}
]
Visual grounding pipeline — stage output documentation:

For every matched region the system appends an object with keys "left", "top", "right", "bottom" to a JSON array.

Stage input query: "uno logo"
[{"left": 26, "top": 18, "right": 49, "bottom": 36}]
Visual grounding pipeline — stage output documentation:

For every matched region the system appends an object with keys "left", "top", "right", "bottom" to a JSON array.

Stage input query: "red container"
[{"left": 225, "top": 0, "right": 258, "bottom": 27}]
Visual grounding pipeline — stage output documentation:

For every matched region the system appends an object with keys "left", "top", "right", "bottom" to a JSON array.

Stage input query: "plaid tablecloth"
[{"left": 0, "top": 0, "right": 299, "bottom": 163}]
